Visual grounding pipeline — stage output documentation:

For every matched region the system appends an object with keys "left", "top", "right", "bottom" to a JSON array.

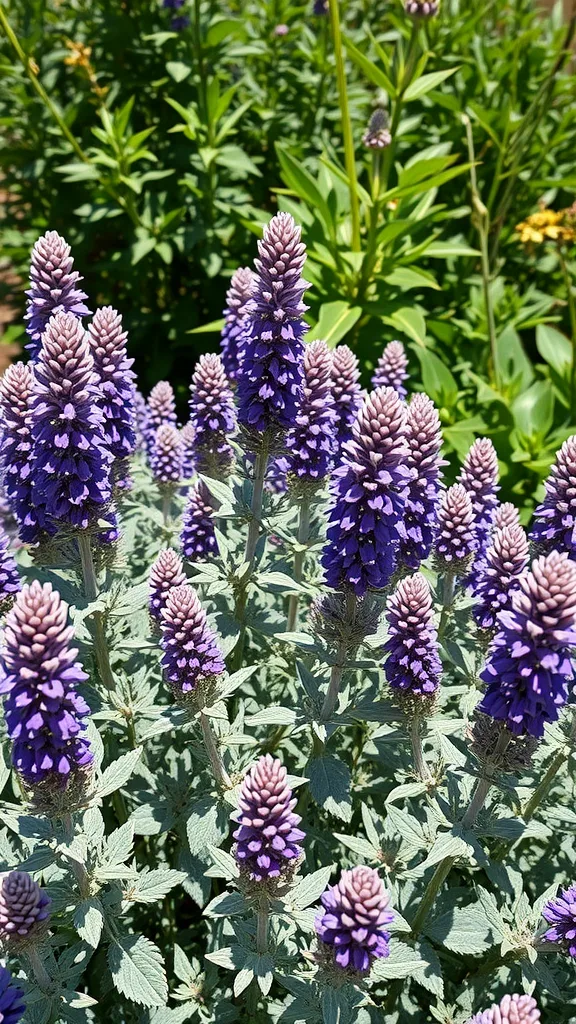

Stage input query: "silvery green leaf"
[
  {"left": 73, "top": 897, "right": 104, "bottom": 948},
  {"left": 426, "top": 904, "right": 494, "bottom": 955},
  {"left": 205, "top": 844, "right": 240, "bottom": 880},
  {"left": 385, "top": 783, "right": 428, "bottom": 803},
  {"left": 307, "top": 755, "right": 352, "bottom": 822},
  {"left": 204, "top": 944, "right": 247, "bottom": 970},
  {"left": 108, "top": 934, "right": 168, "bottom": 1007},
  {"left": 186, "top": 796, "right": 229, "bottom": 855},
  {"left": 412, "top": 940, "right": 444, "bottom": 997},
  {"left": 122, "top": 868, "right": 187, "bottom": 905},
  {"left": 289, "top": 865, "right": 334, "bottom": 910},
  {"left": 95, "top": 748, "right": 142, "bottom": 797},
  {"left": 204, "top": 890, "right": 247, "bottom": 917},
  {"left": 233, "top": 966, "right": 254, "bottom": 996},
  {"left": 101, "top": 820, "right": 134, "bottom": 866},
  {"left": 60, "top": 990, "right": 99, "bottom": 1009},
  {"left": 246, "top": 706, "right": 297, "bottom": 727},
  {"left": 370, "top": 941, "right": 426, "bottom": 980},
  {"left": 333, "top": 833, "right": 379, "bottom": 861},
  {"left": 384, "top": 805, "right": 427, "bottom": 851},
  {"left": 258, "top": 571, "right": 308, "bottom": 594}
]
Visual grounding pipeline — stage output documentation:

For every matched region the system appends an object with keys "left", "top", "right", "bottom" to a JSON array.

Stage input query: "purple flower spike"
[
  {"left": 160, "top": 584, "right": 225, "bottom": 695},
  {"left": 494, "top": 502, "right": 521, "bottom": 530},
  {"left": 24, "top": 231, "right": 91, "bottom": 358},
  {"left": 189, "top": 354, "right": 236, "bottom": 478},
  {"left": 0, "top": 363, "right": 47, "bottom": 544},
  {"left": 180, "top": 421, "right": 196, "bottom": 480},
  {"left": 0, "top": 527, "right": 20, "bottom": 613},
  {"left": 531, "top": 435, "right": 576, "bottom": 558},
  {"left": 233, "top": 754, "right": 305, "bottom": 882},
  {"left": 479, "top": 551, "right": 576, "bottom": 737},
  {"left": 384, "top": 573, "right": 441, "bottom": 697},
  {"left": 371, "top": 341, "right": 408, "bottom": 399},
  {"left": 542, "top": 883, "right": 576, "bottom": 957},
  {"left": 435, "top": 484, "right": 476, "bottom": 570},
  {"left": 0, "top": 871, "right": 51, "bottom": 945},
  {"left": 180, "top": 481, "right": 218, "bottom": 561},
  {"left": 457, "top": 437, "right": 499, "bottom": 569},
  {"left": 30, "top": 312, "right": 113, "bottom": 532},
  {"left": 473, "top": 525, "right": 529, "bottom": 631},
  {"left": 398, "top": 393, "right": 444, "bottom": 569},
  {"left": 87, "top": 306, "right": 136, "bottom": 489},
  {"left": 330, "top": 345, "right": 364, "bottom": 447},
  {"left": 363, "top": 108, "right": 391, "bottom": 149},
  {"left": 466, "top": 993, "right": 540, "bottom": 1024},
  {"left": 133, "top": 389, "right": 148, "bottom": 452},
  {"left": 237, "top": 212, "right": 309, "bottom": 434},
  {"left": 220, "top": 266, "right": 254, "bottom": 381},
  {"left": 150, "top": 424, "right": 184, "bottom": 487},
  {"left": 0, "top": 581, "right": 93, "bottom": 783},
  {"left": 148, "top": 548, "right": 187, "bottom": 624},
  {"left": 405, "top": 0, "right": 439, "bottom": 16},
  {"left": 285, "top": 340, "right": 337, "bottom": 488},
  {"left": 0, "top": 965, "right": 25, "bottom": 1024},
  {"left": 315, "top": 866, "right": 394, "bottom": 975},
  {"left": 145, "top": 381, "right": 177, "bottom": 455},
  {"left": 322, "top": 387, "right": 411, "bottom": 596}
]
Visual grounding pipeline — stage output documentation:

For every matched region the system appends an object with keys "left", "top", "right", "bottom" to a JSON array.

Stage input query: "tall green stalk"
[
  {"left": 328, "top": 0, "right": 361, "bottom": 252},
  {"left": 286, "top": 495, "right": 310, "bottom": 633},
  {"left": 77, "top": 534, "right": 115, "bottom": 692},
  {"left": 231, "top": 447, "right": 269, "bottom": 672}
]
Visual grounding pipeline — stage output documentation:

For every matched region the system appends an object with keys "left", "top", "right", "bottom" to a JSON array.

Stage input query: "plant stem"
[
  {"left": 320, "top": 592, "right": 356, "bottom": 721},
  {"left": 409, "top": 856, "right": 455, "bottom": 937},
  {"left": 523, "top": 713, "right": 576, "bottom": 822},
  {"left": 463, "top": 114, "right": 499, "bottom": 391},
  {"left": 410, "top": 717, "right": 432, "bottom": 784},
  {"left": 461, "top": 776, "right": 493, "bottom": 830},
  {"left": 256, "top": 898, "right": 269, "bottom": 953},
  {"left": 437, "top": 572, "right": 455, "bottom": 640},
  {"left": 199, "top": 711, "right": 231, "bottom": 790},
  {"left": 286, "top": 495, "right": 310, "bottom": 633},
  {"left": 162, "top": 492, "right": 172, "bottom": 530},
  {"left": 78, "top": 533, "right": 115, "bottom": 691},
  {"left": 558, "top": 248, "right": 576, "bottom": 419},
  {"left": 329, "top": 0, "right": 360, "bottom": 252},
  {"left": 231, "top": 449, "right": 269, "bottom": 671}
]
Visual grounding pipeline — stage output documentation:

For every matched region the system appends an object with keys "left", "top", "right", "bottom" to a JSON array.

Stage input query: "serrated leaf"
[
  {"left": 205, "top": 844, "right": 240, "bottom": 880},
  {"left": 108, "top": 934, "right": 168, "bottom": 1007},
  {"left": 307, "top": 755, "right": 352, "bottom": 822},
  {"left": 96, "top": 748, "right": 142, "bottom": 798},
  {"left": 73, "top": 898, "right": 104, "bottom": 948},
  {"left": 371, "top": 940, "right": 426, "bottom": 980},
  {"left": 426, "top": 904, "right": 493, "bottom": 955},
  {"left": 333, "top": 833, "right": 379, "bottom": 861},
  {"left": 186, "top": 796, "right": 229, "bottom": 855},
  {"left": 290, "top": 866, "right": 334, "bottom": 910},
  {"left": 124, "top": 868, "right": 187, "bottom": 904},
  {"left": 204, "top": 890, "right": 247, "bottom": 917}
]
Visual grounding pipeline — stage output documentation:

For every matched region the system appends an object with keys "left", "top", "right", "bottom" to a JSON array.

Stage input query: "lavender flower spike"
[
  {"left": 30, "top": 312, "right": 113, "bottom": 532},
  {"left": 160, "top": 584, "right": 225, "bottom": 696},
  {"left": 399, "top": 393, "right": 444, "bottom": 569},
  {"left": 237, "top": 212, "right": 309, "bottom": 434},
  {"left": 384, "top": 574, "right": 441, "bottom": 697},
  {"left": 0, "top": 527, "right": 20, "bottom": 613},
  {"left": 145, "top": 381, "right": 177, "bottom": 456},
  {"left": 542, "top": 883, "right": 576, "bottom": 957},
  {"left": 466, "top": 993, "right": 540, "bottom": 1024},
  {"left": 24, "top": 231, "right": 91, "bottom": 357},
  {"left": 148, "top": 548, "right": 187, "bottom": 624},
  {"left": 371, "top": 341, "right": 408, "bottom": 399},
  {"left": 494, "top": 502, "right": 521, "bottom": 530},
  {"left": 363, "top": 108, "right": 391, "bottom": 149},
  {"left": 87, "top": 306, "right": 136, "bottom": 489},
  {"left": 479, "top": 551, "right": 576, "bottom": 737},
  {"left": 180, "top": 421, "right": 196, "bottom": 480},
  {"left": 150, "top": 424, "right": 184, "bottom": 487},
  {"left": 180, "top": 481, "right": 218, "bottom": 561},
  {"left": 232, "top": 754, "right": 305, "bottom": 882},
  {"left": 457, "top": 437, "right": 499, "bottom": 569},
  {"left": 331, "top": 345, "right": 364, "bottom": 447},
  {"left": 285, "top": 339, "right": 337, "bottom": 489},
  {"left": 0, "top": 871, "right": 51, "bottom": 945},
  {"left": 405, "top": 0, "right": 439, "bottom": 16},
  {"left": 0, "top": 363, "right": 47, "bottom": 544},
  {"left": 189, "top": 354, "right": 236, "bottom": 478},
  {"left": 0, "top": 965, "right": 25, "bottom": 1024},
  {"left": 434, "top": 484, "right": 476, "bottom": 571},
  {"left": 0, "top": 581, "right": 93, "bottom": 783},
  {"left": 322, "top": 387, "right": 411, "bottom": 596},
  {"left": 531, "top": 435, "right": 576, "bottom": 558},
  {"left": 220, "top": 266, "right": 254, "bottom": 380},
  {"left": 473, "top": 524, "right": 529, "bottom": 631},
  {"left": 315, "top": 866, "right": 394, "bottom": 974}
]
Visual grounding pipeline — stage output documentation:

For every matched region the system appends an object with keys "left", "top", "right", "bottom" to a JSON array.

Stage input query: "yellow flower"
[
  {"left": 64, "top": 40, "right": 92, "bottom": 69},
  {"left": 515, "top": 208, "right": 575, "bottom": 246}
]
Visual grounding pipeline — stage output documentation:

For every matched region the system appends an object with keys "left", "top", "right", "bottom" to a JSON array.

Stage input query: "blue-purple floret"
[
  {"left": 30, "top": 312, "right": 113, "bottom": 532},
  {"left": 0, "top": 965, "right": 25, "bottom": 1024},
  {"left": 465, "top": 993, "right": 540, "bottom": 1024},
  {"left": 0, "top": 581, "right": 93, "bottom": 783},
  {"left": 473, "top": 524, "right": 529, "bottom": 631},
  {"left": 371, "top": 341, "right": 408, "bottom": 399},
  {"left": 160, "top": 584, "right": 225, "bottom": 695},
  {"left": 478, "top": 551, "right": 576, "bottom": 738},
  {"left": 384, "top": 573, "right": 441, "bottom": 697},
  {"left": 285, "top": 339, "right": 336, "bottom": 485},
  {"left": 220, "top": 266, "right": 254, "bottom": 381},
  {"left": 25, "top": 231, "right": 91, "bottom": 359},
  {"left": 457, "top": 437, "right": 499, "bottom": 571},
  {"left": 233, "top": 754, "right": 305, "bottom": 882},
  {"left": 330, "top": 345, "right": 364, "bottom": 448},
  {"left": 321, "top": 386, "right": 411, "bottom": 596},
  {"left": 0, "top": 527, "right": 20, "bottom": 612},
  {"left": 315, "top": 866, "right": 394, "bottom": 974},
  {"left": 398, "top": 393, "right": 444, "bottom": 569},
  {"left": 189, "top": 354, "right": 236, "bottom": 478},
  {"left": 237, "top": 212, "right": 308, "bottom": 433},
  {"left": 87, "top": 307, "right": 136, "bottom": 485},
  {"left": 542, "top": 884, "right": 576, "bottom": 957},
  {"left": 434, "top": 484, "right": 476, "bottom": 568},
  {"left": 0, "top": 363, "right": 47, "bottom": 544},
  {"left": 531, "top": 435, "right": 576, "bottom": 558},
  {"left": 148, "top": 548, "right": 187, "bottom": 625},
  {"left": 180, "top": 481, "right": 218, "bottom": 561}
]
